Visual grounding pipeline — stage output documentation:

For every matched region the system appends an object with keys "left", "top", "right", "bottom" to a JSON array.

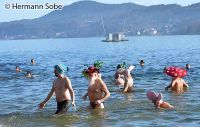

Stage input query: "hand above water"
[
  {"left": 95, "top": 100, "right": 102, "bottom": 105},
  {"left": 71, "top": 101, "right": 76, "bottom": 111},
  {"left": 38, "top": 102, "right": 45, "bottom": 109}
]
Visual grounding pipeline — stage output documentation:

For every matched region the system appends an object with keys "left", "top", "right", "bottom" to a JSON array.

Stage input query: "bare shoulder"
[
  {"left": 64, "top": 76, "right": 70, "bottom": 81},
  {"left": 97, "top": 78, "right": 106, "bottom": 87},
  {"left": 52, "top": 79, "right": 58, "bottom": 89},
  {"left": 180, "top": 78, "right": 185, "bottom": 82},
  {"left": 53, "top": 79, "right": 58, "bottom": 85},
  {"left": 64, "top": 76, "right": 72, "bottom": 87}
]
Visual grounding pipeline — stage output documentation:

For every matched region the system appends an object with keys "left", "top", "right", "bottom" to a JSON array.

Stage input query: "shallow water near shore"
[{"left": 0, "top": 35, "right": 200, "bottom": 127}]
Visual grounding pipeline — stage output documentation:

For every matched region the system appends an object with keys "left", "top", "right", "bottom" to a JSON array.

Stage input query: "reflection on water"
[{"left": 0, "top": 36, "right": 200, "bottom": 126}]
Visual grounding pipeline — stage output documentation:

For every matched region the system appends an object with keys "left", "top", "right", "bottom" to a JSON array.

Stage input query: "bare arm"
[
  {"left": 98, "top": 78, "right": 110, "bottom": 103},
  {"left": 39, "top": 84, "right": 55, "bottom": 109},
  {"left": 182, "top": 79, "right": 189, "bottom": 87},
  {"left": 65, "top": 77, "right": 75, "bottom": 105},
  {"left": 165, "top": 80, "right": 175, "bottom": 90},
  {"left": 123, "top": 78, "right": 129, "bottom": 92}
]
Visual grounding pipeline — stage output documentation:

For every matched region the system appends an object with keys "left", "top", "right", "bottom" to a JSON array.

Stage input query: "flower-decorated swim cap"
[
  {"left": 82, "top": 60, "right": 103, "bottom": 78},
  {"left": 165, "top": 66, "right": 187, "bottom": 78},
  {"left": 94, "top": 60, "right": 104, "bottom": 69},
  {"left": 147, "top": 91, "right": 163, "bottom": 102},
  {"left": 82, "top": 66, "right": 99, "bottom": 78},
  {"left": 117, "top": 62, "right": 126, "bottom": 69}
]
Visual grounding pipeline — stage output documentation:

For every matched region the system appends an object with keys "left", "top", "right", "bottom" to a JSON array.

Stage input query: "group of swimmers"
[
  {"left": 15, "top": 59, "right": 35, "bottom": 78},
  {"left": 15, "top": 59, "right": 190, "bottom": 114},
  {"left": 115, "top": 61, "right": 190, "bottom": 109}
]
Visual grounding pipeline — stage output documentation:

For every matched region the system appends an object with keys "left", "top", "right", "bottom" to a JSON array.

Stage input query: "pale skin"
[
  {"left": 118, "top": 66, "right": 134, "bottom": 93},
  {"left": 83, "top": 72, "right": 110, "bottom": 109},
  {"left": 25, "top": 72, "right": 33, "bottom": 78},
  {"left": 153, "top": 100, "right": 174, "bottom": 109},
  {"left": 123, "top": 71, "right": 133, "bottom": 93},
  {"left": 39, "top": 69, "right": 75, "bottom": 109},
  {"left": 115, "top": 66, "right": 134, "bottom": 93},
  {"left": 31, "top": 59, "right": 35, "bottom": 65},
  {"left": 15, "top": 66, "right": 21, "bottom": 72},
  {"left": 114, "top": 70, "right": 125, "bottom": 86},
  {"left": 165, "top": 77, "right": 189, "bottom": 93}
]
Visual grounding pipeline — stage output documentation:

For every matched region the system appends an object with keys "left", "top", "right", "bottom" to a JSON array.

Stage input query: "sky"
[{"left": 0, "top": 0, "right": 200, "bottom": 22}]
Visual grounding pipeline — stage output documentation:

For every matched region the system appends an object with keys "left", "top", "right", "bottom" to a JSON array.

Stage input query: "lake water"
[{"left": 0, "top": 36, "right": 200, "bottom": 127}]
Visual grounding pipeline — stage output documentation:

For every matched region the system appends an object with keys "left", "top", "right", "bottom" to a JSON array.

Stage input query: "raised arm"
[
  {"left": 65, "top": 77, "right": 75, "bottom": 106},
  {"left": 39, "top": 84, "right": 55, "bottom": 109}
]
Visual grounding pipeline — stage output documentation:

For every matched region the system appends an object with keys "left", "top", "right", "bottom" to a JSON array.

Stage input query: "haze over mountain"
[{"left": 0, "top": 1, "right": 200, "bottom": 40}]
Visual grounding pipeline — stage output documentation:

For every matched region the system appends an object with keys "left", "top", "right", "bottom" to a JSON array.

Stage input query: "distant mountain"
[{"left": 0, "top": 1, "right": 200, "bottom": 40}]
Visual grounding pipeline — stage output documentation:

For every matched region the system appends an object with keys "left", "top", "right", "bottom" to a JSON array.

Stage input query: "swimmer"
[
  {"left": 31, "top": 59, "right": 35, "bottom": 65},
  {"left": 25, "top": 71, "right": 33, "bottom": 78},
  {"left": 186, "top": 63, "right": 190, "bottom": 70},
  {"left": 116, "top": 65, "right": 135, "bottom": 93},
  {"left": 16, "top": 66, "right": 21, "bottom": 72},
  {"left": 123, "top": 65, "right": 134, "bottom": 93},
  {"left": 82, "top": 66, "right": 110, "bottom": 109},
  {"left": 164, "top": 66, "right": 189, "bottom": 93},
  {"left": 165, "top": 77, "right": 189, "bottom": 93},
  {"left": 114, "top": 64, "right": 125, "bottom": 87},
  {"left": 147, "top": 91, "right": 174, "bottom": 109},
  {"left": 39, "top": 64, "right": 75, "bottom": 114},
  {"left": 140, "top": 60, "right": 145, "bottom": 66}
]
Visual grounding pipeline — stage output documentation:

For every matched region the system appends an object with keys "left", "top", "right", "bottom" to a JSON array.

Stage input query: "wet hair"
[
  {"left": 163, "top": 67, "right": 167, "bottom": 73},
  {"left": 31, "top": 59, "right": 35, "bottom": 63},
  {"left": 186, "top": 63, "right": 190, "bottom": 69},
  {"left": 27, "top": 71, "right": 32, "bottom": 74},
  {"left": 140, "top": 60, "right": 145, "bottom": 63},
  {"left": 117, "top": 64, "right": 121, "bottom": 69}
]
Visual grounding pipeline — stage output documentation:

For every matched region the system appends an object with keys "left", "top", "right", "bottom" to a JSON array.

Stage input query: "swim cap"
[
  {"left": 94, "top": 60, "right": 103, "bottom": 69},
  {"left": 82, "top": 66, "right": 99, "bottom": 78},
  {"left": 54, "top": 64, "right": 68, "bottom": 74},
  {"left": 117, "top": 62, "right": 126, "bottom": 69},
  {"left": 147, "top": 91, "right": 163, "bottom": 101},
  {"left": 165, "top": 66, "right": 187, "bottom": 78}
]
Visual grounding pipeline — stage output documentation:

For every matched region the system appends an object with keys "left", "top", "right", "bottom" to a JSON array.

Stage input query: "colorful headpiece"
[
  {"left": 147, "top": 91, "right": 163, "bottom": 102},
  {"left": 117, "top": 62, "right": 126, "bottom": 69},
  {"left": 165, "top": 66, "right": 187, "bottom": 78},
  {"left": 82, "top": 61, "right": 103, "bottom": 78},
  {"left": 54, "top": 64, "right": 69, "bottom": 74},
  {"left": 94, "top": 60, "right": 104, "bottom": 69}
]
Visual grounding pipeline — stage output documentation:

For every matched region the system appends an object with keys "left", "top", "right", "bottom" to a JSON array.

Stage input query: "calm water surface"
[{"left": 0, "top": 36, "right": 200, "bottom": 127}]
